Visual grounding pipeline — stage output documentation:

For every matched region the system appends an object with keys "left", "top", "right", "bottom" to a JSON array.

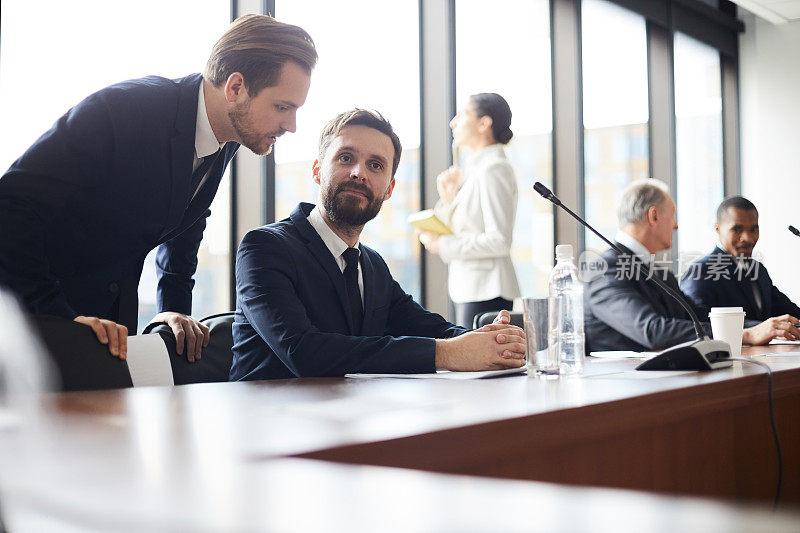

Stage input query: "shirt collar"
[
  {"left": 615, "top": 230, "right": 653, "bottom": 265},
  {"left": 308, "top": 206, "right": 360, "bottom": 262},
  {"left": 467, "top": 143, "right": 505, "bottom": 166},
  {"left": 195, "top": 82, "right": 224, "bottom": 158}
]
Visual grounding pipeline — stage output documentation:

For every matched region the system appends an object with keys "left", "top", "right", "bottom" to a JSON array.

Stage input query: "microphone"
[
  {"left": 789, "top": 225, "right": 800, "bottom": 237},
  {"left": 533, "top": 181, "right": 731, "bottom": 371}
]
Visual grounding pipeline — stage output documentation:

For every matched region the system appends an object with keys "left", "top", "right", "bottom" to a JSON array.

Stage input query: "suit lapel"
[
  {"left": 160, "top": 74, "right": 203, "bottom": 242},
  {"left": 614, "top": 242, "right": 678, "bottom": 317},
  {"left": 182, "top": 148, "right": 227, "bottom": 220},
  {"left": 736, "top": 272, "right": 761, "bottom": 319},
  {"left": 291, "top": 204, "right": 357, "bottom": 334},
  {"left": 756, "top": 268, "right": 771, "bottom": 318},
  {"left": 714, "top": 247, "right": 763, "bottom": 319},
  {"left": 359, "top": 249, "right": 378, "bottom": 335}
]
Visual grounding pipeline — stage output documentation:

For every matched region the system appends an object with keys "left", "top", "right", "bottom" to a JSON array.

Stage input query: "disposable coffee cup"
[{"left": 708, "top": 307, "right": 746, "bottom": 358}]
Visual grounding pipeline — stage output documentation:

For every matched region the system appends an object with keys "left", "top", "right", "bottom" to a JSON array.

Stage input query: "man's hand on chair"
[
  {"left": 151, "top": 312, "right": 210, "bottom": 363},
  {"left": 74, "top": 316, "right": 128, "bottom": 360}
]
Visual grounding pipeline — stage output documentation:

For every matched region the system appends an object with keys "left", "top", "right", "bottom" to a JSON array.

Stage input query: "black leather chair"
[
  {"left": 30, "top": 315, "right": 133, "bottom": 391},
  {"left": 146, "top": 312, "right": 235, "bottom": 385},
  {"left": 472, "top": 310, "right": 524, "bottom": 329}
]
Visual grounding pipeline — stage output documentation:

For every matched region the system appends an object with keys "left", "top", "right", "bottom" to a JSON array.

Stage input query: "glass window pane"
[
  {"left": 276, "top": 0, "right": 421, "bottom": 298},
  {"left": 674, "top": 32, "right": 723, "bottom": 265},
  {"left": 0, "top": 0, "right": 232, "bottom": 332},
  {"left": 582, "top": 0, "right": 650, "bottom": 251},
  {"left": 455, "top": 0, "right": 553, "bottom": 297}
]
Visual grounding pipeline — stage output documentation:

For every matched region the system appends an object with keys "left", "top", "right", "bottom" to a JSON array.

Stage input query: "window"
[
  {"left": 0, "top": 0, "right": 232, "bottom": 332},
  {"left": 275, "top": 0, "right": 422, "bottom": 297},
  {"left": 455, "top": 0, "right": 553, "bottom": 297},
  {"left": 582, "top": 0, "right": 650, "bottom": 251},
  {"left": 674, "top": 32, "right": 723, "bottom": 263}
]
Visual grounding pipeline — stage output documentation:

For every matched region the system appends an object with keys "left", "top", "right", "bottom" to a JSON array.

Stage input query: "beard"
[
  {"left": 228, "top": 101, "right": 278, "bottom": 156},
  {"left": 322, "top": 180, "right": 385, "bottom": 228}
]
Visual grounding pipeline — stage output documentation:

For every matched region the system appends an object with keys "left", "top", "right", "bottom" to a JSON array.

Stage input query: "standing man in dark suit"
[
  {"left": 230, "top": 109, "right": 526, "bottom": 381},
  {"left": 0, "top": 15, "right": 316, "bottom": 361},
  {"left": 680, "top": 196, "right": 800, "bottom": 340},
  {"left": 583, "top": 180, "right": 791, "bottom": 354}
]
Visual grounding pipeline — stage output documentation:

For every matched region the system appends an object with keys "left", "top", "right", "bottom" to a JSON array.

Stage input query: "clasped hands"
[
  {"left": 435, "top": 309, "right": 527, "bottom": 371},
  {"left": 74, "top": 311, "right": 209, "bottom": 362}
]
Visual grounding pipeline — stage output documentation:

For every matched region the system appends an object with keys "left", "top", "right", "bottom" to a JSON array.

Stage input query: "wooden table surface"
[{"left": 0, "top": 345, "right": 798, "bottom": 530}]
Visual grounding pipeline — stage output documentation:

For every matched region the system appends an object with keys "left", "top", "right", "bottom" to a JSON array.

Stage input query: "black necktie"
[
  {"left": 189, "top": 149, "right": 221, "bottom": 201},
  {"left": 342, "top": 247, "right": 363, "bottom": 334}
]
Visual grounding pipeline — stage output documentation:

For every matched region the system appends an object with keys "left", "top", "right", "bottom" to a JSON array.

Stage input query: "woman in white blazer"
[{"left": 418, "top": 93, "right": 520, "bottom": 328}]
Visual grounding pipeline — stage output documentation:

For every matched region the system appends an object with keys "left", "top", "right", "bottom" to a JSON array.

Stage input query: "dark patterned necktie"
[
  {"left": 342, "top": 247, "right": 363, "bottom": 334},
  {"left": 189, "top": 148, "right": 221, "bottom": 201}
]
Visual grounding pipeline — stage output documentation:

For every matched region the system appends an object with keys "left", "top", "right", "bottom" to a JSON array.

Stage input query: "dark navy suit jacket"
[
  {"left": 230, "top": 203, "right": 467, "bottom": 381},
  {"left": 680, "top": 246, "right": 800, "bottom": 323},
  {"left": 0, "top": 74, "right": 238, "bottom": 331},
  {"left": 584, "top": 243, "right": 711, "bottom": 353}
]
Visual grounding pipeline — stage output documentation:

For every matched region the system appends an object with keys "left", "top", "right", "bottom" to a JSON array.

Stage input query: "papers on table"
[
  {"left": 585, "top": 370, "right": 697, "bottom": 379},
  {"left": 346, "top": 367, "right": 527, "bottom": 380},
  {"left": 125, "top": 334, "right": 174, "bottom": 387},
  {"left": 752, "top": 350, "right": 800, "bottom": 357},
  {"left": 589, "top": 351, "right": 658, "bottom": 359}
]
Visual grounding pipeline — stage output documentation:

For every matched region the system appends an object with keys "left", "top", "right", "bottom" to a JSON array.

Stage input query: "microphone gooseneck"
[{"left": 533, "top": 181, "right": 705, "bottom": 341}]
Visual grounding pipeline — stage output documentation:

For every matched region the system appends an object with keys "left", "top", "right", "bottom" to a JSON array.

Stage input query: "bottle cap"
[{"left": 555, "top": 244, "right": 573, "bottom": 259}]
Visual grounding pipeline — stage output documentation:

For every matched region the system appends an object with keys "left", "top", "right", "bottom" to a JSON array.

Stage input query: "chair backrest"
[
  {"left": 29, "top": 315, "right": 133, "bottom": 391},
  {"left": 473, "top": 311, "right": 524, "bottom": 329},
  {"left": 150, "top": 312, "right": 235, "bottom": 385}
]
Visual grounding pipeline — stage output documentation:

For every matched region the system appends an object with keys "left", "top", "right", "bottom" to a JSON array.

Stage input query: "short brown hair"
[
  {"left": 318, "top": 109, "right": 403, "bottom": 177},
  {"left": 204, "top": 14, "right": 317, "bottom": 96}
]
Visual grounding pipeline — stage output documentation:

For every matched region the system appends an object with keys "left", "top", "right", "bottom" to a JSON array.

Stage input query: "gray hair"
[{"left": 617, "top": 179, "right": 670, "bottom": 226}]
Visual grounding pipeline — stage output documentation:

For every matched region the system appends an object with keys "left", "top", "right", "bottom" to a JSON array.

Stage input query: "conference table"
[{"left": 0, "top": 345, "right": 799, "bottom": 530}]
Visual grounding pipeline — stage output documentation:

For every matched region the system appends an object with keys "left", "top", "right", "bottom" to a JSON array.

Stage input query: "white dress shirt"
[
  {"left": 615, "top": 230, "right": 653, "bottom": 265},
  {"left": 308, "top": 207, "right": 364, "bottom": 304},
  {"left": 190, "top": 83, "right": 226, "bottom": 199}
]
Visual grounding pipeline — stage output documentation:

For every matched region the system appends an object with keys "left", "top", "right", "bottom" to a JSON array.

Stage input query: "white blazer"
[{"left": 434, "top": 144, "right": 521, "bottom": 304}]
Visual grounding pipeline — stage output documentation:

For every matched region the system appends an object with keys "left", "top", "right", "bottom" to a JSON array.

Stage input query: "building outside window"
[
  {"left": 455, "top": 0, "right": 553, "bottom": 298},
  {"left": 275, "top": 0, "right": 422, "bottom": 298},
  {"left": 674, "top": 31, "right": 724, "bottom": 269},
  {"left": 582, "top": 0, "right": 650, "bottom": 252},
  {"left": 0, "top": 0, "right": 232, "bottom": 332}
]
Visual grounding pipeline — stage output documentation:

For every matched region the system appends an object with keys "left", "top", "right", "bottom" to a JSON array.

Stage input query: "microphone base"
[{"left": 636, "top": 337, "right": 732, "bottom": 371}]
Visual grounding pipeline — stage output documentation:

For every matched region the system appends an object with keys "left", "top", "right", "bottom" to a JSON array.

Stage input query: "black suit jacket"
[
  {"left": 230, "top": 203, "right": 467, "bottom": 381},
  {"left": 680, "top": 246, "right": 800, "bottom": 323},
  {"left": 0, "top": 74, "right": 239, "bottom": 331},
  {"left": 584, "top": 243, "right": 710, "bottom": 353}
]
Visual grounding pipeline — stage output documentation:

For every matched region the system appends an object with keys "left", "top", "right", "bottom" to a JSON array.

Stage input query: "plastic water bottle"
[{"left": 548, "top": 244, "right": 585, "bottom": 374}]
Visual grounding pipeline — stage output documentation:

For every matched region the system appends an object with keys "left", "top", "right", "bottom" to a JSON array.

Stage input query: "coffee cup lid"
[{"left": 708, "top": 306, "right": 745, "bottom": 316}]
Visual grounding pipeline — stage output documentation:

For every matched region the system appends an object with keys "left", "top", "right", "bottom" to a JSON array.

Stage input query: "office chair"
[
  {"left": 29, "top": 314, "right": 133, "bottom": 391},
  {"left": 472, "top": 310, "right": 524, "bottom": 329},
  {"left": 146, "top": 312, "right": 235, "bottom": 384}
]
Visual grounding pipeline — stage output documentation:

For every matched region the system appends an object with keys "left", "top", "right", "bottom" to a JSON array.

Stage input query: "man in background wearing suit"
[
  {"left": 230, "top": 109, "right": 525, "bottom": 381},
  {"left": 0, "top": 15, "right": 316, "bottom": 362},
  {"left": 583, "top": 180, "right": 790, "bottom": 354},
  {"left": 680, "top": 196, "right": 800, "bottom": 340}
]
